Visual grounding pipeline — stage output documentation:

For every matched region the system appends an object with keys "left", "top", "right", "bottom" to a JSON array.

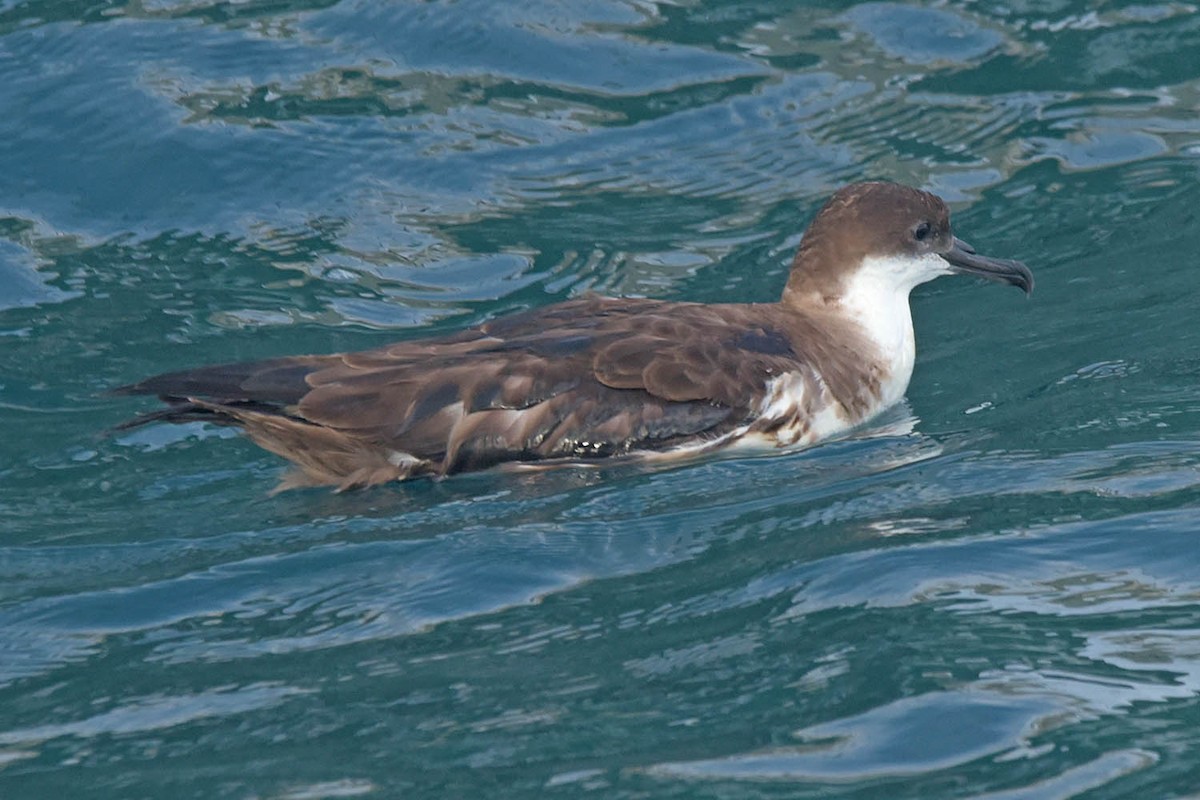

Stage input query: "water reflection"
[{"left": 4, "top": 0, "right": 1200, "bottom": 796}]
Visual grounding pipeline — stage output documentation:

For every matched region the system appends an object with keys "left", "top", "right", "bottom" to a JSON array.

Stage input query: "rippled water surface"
[{"left": 3, "top": 1, "right": 1200, "bottom": 797}]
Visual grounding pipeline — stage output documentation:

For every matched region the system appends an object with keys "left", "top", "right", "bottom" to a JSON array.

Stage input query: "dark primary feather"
[
  {"left": 114, "top": 356, "right": 331, "bottom": 406},
  {"left": 115, "top": 295, "right": 875, "bottom": 488}
]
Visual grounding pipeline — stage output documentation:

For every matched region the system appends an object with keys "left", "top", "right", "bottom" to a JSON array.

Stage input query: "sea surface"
[{"left": 3, "top": 1, "right": 1200, "bottom": 797}]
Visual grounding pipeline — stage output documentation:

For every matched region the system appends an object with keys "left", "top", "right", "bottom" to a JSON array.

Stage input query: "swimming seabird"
[{"left": 115, "top": 182, "right": 1033, "bottom": 491}]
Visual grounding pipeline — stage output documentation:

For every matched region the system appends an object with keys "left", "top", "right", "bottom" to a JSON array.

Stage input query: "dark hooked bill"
[{"left": 943, "top": 237, "right": 1033, "bottom": 295}]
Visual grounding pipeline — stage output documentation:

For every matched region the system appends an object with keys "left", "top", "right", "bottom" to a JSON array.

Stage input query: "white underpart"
[
  {"left": 714, "top": 252, "right": 951, "bottom": 454},
  {"left": 837, "top": 252, "right": 950, "bottom": 412},
  {"left": 644, "top": 252, "right": 953, "bottom": 461}
]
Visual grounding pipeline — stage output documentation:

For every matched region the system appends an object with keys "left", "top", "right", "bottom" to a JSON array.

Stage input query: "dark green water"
[{"left": 3, "top": 0, "right": 1200, "bottom": 796}]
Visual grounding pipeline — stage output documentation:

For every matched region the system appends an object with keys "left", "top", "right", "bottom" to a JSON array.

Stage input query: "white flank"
[
  {"left": 754, "top": 371, "right": 847, "bottom": 447},
  {"left": 646, "top": 371, "right": 850, "bottom": 462},
  {"left": 387, "top": 450, "right": 422, "bottom": 469}
]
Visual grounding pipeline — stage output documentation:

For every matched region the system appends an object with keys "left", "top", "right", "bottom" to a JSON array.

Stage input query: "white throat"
[{"left": 838, "top": 253, "right": 949, "bottom": 408}]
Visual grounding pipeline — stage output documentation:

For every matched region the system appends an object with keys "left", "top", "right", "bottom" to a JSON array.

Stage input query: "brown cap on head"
[
  {"left": 782, "top": 182, "right": 1031, "bottom": 305},
  {"left": 783, "top": 182, "right": 950, "bottom": 303}
]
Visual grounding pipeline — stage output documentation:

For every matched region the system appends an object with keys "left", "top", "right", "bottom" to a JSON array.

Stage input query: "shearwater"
[{"left": 115, "top": 182, "right": 1033, "bottom": 491}]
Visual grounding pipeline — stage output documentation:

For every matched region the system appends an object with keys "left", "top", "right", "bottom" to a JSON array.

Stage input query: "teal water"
[{"left": 3, "top": 0, "right": 1200, "bottom": 796}]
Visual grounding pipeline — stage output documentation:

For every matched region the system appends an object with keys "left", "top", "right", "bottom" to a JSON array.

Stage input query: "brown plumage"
[
  {"left": 115, "top": 182, "right": 1032, "bottom": 491},
  {"left": 116, "top": 298, "right": 874, "bottom": 490}
]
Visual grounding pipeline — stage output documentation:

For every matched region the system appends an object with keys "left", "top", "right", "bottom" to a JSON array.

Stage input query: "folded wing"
[{"left": 116, "top": 296, "right": 824, "bottom": 487}]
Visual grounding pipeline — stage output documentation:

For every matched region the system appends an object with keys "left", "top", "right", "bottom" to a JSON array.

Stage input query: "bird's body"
[{"left": 116, "top": 182, "right": 1033, "bottom": 491}]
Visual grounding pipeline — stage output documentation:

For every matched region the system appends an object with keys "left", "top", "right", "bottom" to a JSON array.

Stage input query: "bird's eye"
[{"left": 913, "top": 222, "right": 932, "bottom": 242}]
